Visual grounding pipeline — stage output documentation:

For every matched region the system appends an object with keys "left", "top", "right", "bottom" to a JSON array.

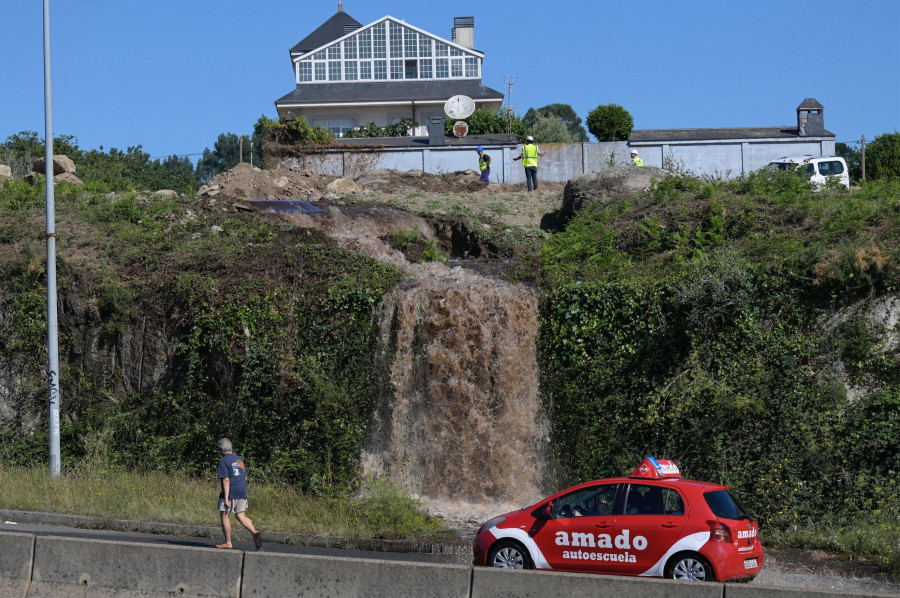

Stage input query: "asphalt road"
[{"left": 0, "top": 519, "right": 462, "bottom": 564}]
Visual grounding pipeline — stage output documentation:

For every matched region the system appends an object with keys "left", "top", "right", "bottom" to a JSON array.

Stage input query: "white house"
[{"left": 274, "top": 4, "right": 505, "bottom": 137}]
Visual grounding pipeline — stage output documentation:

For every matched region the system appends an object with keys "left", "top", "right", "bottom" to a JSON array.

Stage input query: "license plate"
[{"left": 744, "top": 558, "right": 758, "bottom": 569}]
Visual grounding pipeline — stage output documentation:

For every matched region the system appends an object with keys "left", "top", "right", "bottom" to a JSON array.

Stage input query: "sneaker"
[
  {"left": 253, "top": 532, "right": 263, "bottom": 551},
  {"left": 216, "top": 543, "right": 232, "bottom": 549}
]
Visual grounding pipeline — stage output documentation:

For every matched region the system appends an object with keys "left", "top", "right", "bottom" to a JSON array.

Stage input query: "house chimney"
[
  {"left": 338, "top": 1, "right": 343, "bottom": 12},
  {"left": 452, "top": 17, "right": 474, "bottom": 49},
  {"left": 797, "top": 98, "right": 825, "bottom": 137}
]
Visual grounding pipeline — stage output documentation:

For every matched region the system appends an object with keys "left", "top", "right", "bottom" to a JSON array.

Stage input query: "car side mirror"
[{"left": 537, "top": 501, "right": 553, "bottom": 520}]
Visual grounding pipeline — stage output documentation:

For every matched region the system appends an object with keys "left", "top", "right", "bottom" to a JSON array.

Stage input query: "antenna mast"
[{"left": 504, "top": 75, "right": 517, "bottom": 140}]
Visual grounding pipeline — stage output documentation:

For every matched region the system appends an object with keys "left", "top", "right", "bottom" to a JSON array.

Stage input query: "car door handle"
[
  {"left": 660, "top": 522, "right": 679, "bottom": 528},
  {"left": 594, "top": 523, "right": 612, "bottom": 529}
]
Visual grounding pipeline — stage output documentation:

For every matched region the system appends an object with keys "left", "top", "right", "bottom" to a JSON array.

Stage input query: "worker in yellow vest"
[
  {"left": 476, "top": 146, "right": 492, "bottom": 184},
  {"left": 630, "top": 149, "right": 644, "bottom": 166},
  {"left": 513, "top": 136, "right": 548, "bottom": 191}
]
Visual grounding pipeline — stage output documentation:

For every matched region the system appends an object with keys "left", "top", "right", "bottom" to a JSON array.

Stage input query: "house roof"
[
  {"left": 276, "top": 80, "right": 504, "bottom": 107},
  {"left": 797, "top": 98, "right": 825, "bottom": 110},
  {"left": 290, "top": 11, "right": 362, "bottom": 56},
  {"left": 629, "top": 126, "right": 834, "bottom": 143}
]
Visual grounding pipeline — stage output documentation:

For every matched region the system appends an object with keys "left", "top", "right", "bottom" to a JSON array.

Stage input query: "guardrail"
[{"left": 0, "top": 532, "right": 889, "bottom": 598}]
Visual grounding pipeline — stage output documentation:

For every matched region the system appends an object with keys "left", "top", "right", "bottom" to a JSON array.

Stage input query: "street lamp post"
[{"left": 43, "top": 0, "right": 61, "bottom": 477}]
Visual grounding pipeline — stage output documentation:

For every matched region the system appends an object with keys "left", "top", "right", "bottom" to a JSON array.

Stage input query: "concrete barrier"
[
  {"left": 28, "top": 535, "right": 243, "bottom": 597},
  {"left": 241, "top": 551, "right": 471, "bottom": 598},
  {"left": 724, "top": 584, "right": 895, "bottom": 598},
  {"left": 2, "top": 530, "right": 893, "bottom": 597},
  {"left": 0, "top": 532, "right": 34, "bottom": 598},
  {"left": 472, "top": 567, "right": 723, "bottom": 598}
]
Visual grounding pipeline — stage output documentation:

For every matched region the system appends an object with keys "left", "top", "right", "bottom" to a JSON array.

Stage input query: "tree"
[
  {"left": 586, "top": 104, "right": 634, "bottom": 142},
  {"left": 1, "top": 130, "right": 83, "bottom": 178},
  {"left": 835, "top": 142, "right": 862, "bottom": 182},
  {"left": 524, "top": 104, "right": 588, "bottom": 141},
  {"left": 195, "top": 132, "right": 262, "bottom": 183},
  {"left": 530, "top": 116, "right": 573, "bottom": 143},
  {"left": 444, "top": 107, "right": 528, "bottom": 142},
  {"left": 864, "top": 132, "right": 900, "bottom": 181}
]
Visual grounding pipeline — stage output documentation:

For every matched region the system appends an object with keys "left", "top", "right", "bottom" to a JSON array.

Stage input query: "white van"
[{"left": 765, "top": 155, "right": 850, "bottom": 190}]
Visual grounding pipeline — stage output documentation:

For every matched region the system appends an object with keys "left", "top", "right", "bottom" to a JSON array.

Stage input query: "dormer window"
[{"left": 294, "top": 17, "right": 481, "bottom": 85}]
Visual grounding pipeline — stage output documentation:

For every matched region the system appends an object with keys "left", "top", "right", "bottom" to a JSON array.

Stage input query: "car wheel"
[
  {"left": 488, "top": 541, "right": 534, "bottom": 569},
  {"left": 665, "top": 553, "right": 715, "bottom": 582}
]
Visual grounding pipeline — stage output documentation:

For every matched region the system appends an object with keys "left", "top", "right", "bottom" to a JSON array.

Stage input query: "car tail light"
[{"left": 708, "top": 520, "right": 732, "bottom": 543}]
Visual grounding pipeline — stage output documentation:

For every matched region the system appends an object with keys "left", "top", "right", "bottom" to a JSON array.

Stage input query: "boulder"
[
  {"left": 56, "top": 172, "right": 83, "bottom": 186},
  {"left": 0, "top": 164, "right": 11, "bottom": 185},
  {"left": 152, "top": 190, "right": 177, "bottom": 199},
  {"left": 325, "top": 177, "right": 361, "bottom": 195},
  {"left": 559, "top": 166, "right": 671, "bottom": 224},
  {"left": 33, "top": 154, "right": 76, "bottom": 175}
]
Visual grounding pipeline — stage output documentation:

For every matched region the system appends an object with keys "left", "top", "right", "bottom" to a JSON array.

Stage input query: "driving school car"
[{"left": 473, "top": 458, "right": 762, "bottom": 582}]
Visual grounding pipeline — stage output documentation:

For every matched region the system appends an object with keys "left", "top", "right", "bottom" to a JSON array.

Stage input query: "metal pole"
[
  {"left": 861, "top": 134, "right": 866, "bottom": 181},
  {"left": 43, "top": 0, "right": 61, "bottom": 477}
]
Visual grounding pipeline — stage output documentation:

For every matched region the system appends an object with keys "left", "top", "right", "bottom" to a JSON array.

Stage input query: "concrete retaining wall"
[
  {"left": 276, "top": 138, "right": 836, "bottom": 184},
  {"left": 0, "top": 532, "right": 891, "bottom": 598}
]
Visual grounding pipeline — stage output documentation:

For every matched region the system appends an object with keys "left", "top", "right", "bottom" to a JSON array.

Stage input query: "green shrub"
[{"left": 586, "top": 103, "right": 634, "bottom": 142}]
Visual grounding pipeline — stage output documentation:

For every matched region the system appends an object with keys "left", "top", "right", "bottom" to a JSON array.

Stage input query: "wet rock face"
[{"left": 559, "top": 166, "right": 671, "bottom": 225}]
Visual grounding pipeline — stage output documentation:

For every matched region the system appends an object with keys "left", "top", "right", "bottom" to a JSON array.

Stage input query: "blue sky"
[{"left": 3, "top": 1, "right": 898, "bottom": 161}]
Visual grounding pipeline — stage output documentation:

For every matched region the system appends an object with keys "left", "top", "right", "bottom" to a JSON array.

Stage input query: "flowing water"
[{"left": 270, "top": 203, "right": 546, "bottom": 517}]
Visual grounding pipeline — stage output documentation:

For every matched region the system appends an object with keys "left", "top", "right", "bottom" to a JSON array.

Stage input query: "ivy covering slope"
[
  {"left": 530, "top": 171, "right": 899, "bottom": 568},
  {"left": 0, "top": 178, "right": 399, "bottom": 495}
]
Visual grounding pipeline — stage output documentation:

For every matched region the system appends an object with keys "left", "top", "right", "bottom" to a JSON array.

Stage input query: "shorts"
[{"left": 218, "top": 498, "right": 248, "bottom": 514}]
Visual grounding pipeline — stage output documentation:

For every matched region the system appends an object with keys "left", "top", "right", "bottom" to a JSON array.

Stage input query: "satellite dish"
[
  {"left": 452, "top": 121, "right": 469, "bottom": 138},
  {"left": 444, "top": 95, "right": 476, "bottom": 119}
]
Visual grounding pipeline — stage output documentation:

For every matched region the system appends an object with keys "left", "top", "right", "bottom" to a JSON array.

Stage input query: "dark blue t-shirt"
[{"left": 218, "top": 453, "right": 248, "bottom": 500}]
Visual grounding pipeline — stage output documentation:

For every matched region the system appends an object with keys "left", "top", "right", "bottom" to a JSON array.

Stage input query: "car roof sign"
[{"left": 630, "top": 457, "right": 682, "bottom": 479}]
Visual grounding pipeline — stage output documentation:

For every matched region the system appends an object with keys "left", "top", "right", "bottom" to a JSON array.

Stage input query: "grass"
[
  {"left": 766, "top": 510, "right": 900, "bottom": 578},
  {"left": 0, "top": 466, "right": 456, "bottom": 542}
]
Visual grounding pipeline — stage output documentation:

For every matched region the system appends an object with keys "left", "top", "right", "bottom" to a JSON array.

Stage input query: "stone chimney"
[
  {"left": 452, "top": 17, "right": 474, "bottom": 49},
  {"left": 797, "top": 98, "right": 825, "bottom": 137}
]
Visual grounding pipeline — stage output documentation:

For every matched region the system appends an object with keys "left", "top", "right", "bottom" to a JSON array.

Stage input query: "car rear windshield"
[{"left": 704, "top": 489, "right": 751, "bottom": 520}]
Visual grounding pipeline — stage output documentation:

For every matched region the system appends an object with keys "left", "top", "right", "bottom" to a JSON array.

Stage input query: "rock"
[
  {"left": 325, "top": 177, "right": 361, "bottom": 195},
  {"left": 0, "top": 164, "right": 11, "bottom": 183},
  {"left": 274, "top": 176, "right": 290, "bottom": 188},
  {"left": 559, "top": 166, "right": 672, "bottom": 224},
  {"left": 56, "top": 172, "right": 83, "bottom": 186},
  {"left": 33, "top": 154, "right": 76, "bottom": 175},
  {"left": 153, "top": 190, "right": 177, "bottom": 199}
]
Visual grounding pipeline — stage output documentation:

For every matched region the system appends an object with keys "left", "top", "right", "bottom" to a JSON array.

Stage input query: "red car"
[{"left": 473, "top": 458, "right": 762, "bottom": 582}]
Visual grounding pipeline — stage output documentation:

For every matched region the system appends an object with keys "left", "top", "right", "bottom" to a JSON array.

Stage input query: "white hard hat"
[
  {"left": 526, "top": 135, "right": 534, "bottom": 141},
  {"left": 630, "top": 149, "right": 638, "bottom": 155}
]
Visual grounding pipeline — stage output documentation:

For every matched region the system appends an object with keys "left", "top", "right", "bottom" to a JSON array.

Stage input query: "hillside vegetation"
[{"left": 0, "top": 169, "right": 898, "bottom": 573}]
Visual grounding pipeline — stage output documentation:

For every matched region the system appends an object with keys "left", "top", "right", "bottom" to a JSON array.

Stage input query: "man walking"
[
  {"left": 216, "top": 438, "right": 262, "bottom": 550},
  {"left": 476, "top": 146, "right": 491, "bottom": 184},
  {"left": 513, "top": 136, "right": 547, "bottom": 191}
]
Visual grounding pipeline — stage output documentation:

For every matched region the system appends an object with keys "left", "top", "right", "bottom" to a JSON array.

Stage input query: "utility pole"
[
  {"left": 239, "top": 136, "right": 244, "bottom": 164},
  {"left": 861, "top": 134, "right": 866, "bottom": 181},
  {"left": 43, "top": 0, "right": 61, "bottom": 477}
]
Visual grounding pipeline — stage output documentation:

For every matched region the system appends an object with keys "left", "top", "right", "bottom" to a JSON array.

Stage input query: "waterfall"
[{"left": 275, "top": 204, "right": 546, "bottom": 512}]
